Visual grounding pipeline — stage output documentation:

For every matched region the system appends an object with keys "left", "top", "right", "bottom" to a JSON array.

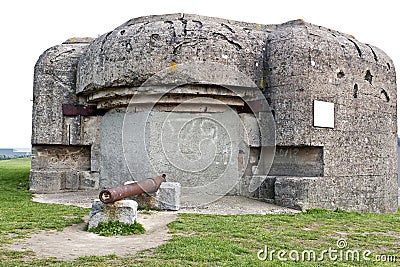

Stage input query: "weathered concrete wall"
[
  {"left": 100, "top": 108, "right": 244, "bottom": 198},
  {"left": 30, "top": 145, "right": 92, "bottom": 192},
  {"left": 30, "top": 38, "right": 102, "bottom": 193},
  {"left": 30, "top": 14, "right": 398, "bottom": 213},
  {"left": 32, "top": 40, "right": 87, "bottom": 145},
  {"left": 76, "top": 14, "right": 268, "bottom": 94},
  {"left": 99, "top": 109, "right": 137, "bottom": 188},
  {"left": 265, "top": 21, "right": 398, "bottom": 213}
]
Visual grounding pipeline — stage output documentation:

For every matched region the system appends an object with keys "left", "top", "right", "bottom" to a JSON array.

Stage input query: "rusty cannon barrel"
[{"left": 99, "top": 174, "right": 166, "bottom": 204}]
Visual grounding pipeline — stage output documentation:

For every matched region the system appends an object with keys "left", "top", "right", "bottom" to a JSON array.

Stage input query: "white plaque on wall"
[{"left": 313, "top": 100, "right": 335, "bottom": 128}]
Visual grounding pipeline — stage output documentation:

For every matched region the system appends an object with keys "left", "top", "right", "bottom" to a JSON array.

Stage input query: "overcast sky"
[{"left": 0, "top": 0, "right": 398, "bottom": 148}]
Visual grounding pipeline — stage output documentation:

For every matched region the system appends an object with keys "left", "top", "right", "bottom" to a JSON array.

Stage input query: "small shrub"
[{"left": 88, "top": 220, "right": 145, "bottom": 236}]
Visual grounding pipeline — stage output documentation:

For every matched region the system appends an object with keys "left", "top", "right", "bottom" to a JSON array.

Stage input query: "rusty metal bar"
[
  {"left": 99, "top": 174, "right": 166, "bottom": 204},
  {"left": 62, "top": 104, "right": 105, "bottom": 116}
]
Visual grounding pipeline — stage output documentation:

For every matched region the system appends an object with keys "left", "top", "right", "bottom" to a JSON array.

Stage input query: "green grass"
[
  {"left": 87, "top": 220, "right": 145, "bottom": 236},
  {"left": 0, "top": 158, "right": 399, "bottom": 266},
  {"left": 148, "top": 211, "right": 399, "bottom": 266},
  {"left": 0, "top": 158, "right": 88, "bottom": 265}
]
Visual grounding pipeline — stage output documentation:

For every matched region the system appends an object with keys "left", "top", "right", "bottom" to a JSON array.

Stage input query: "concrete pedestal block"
[
  {"left": 88, "top": 199, "right": 138, "bottom": 230},
  {"left": 130, "top": 192, "right": 158, "bottom": 209},
  {"left": 123, "top": 180, "right": 158, "bottom": 209},
  {"left": 29, "top": 170, "right": 63, "bottom": 193},
  {"left": 157, "top": 182, "right": 181, "bottom": 211}
]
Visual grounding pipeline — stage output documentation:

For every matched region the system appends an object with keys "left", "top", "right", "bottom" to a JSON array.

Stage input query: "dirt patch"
[{"left": 8, "top": 211, "right": 177, "bottom": 260}]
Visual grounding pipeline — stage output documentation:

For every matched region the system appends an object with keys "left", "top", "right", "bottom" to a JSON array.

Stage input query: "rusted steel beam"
[
  {"left": 99, "top": 174, "right": 166, "bottom": 204},
  {"left": 62, "top": 104, "right": 104, "bottom": 116}
]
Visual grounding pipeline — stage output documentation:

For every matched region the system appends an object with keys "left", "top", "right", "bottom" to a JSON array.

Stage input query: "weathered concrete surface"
[
  {"left": 88, "top": 199, "right": 138, "bottom": 229},
  {"left": 30, "top": 145, "right": 91, "bottom": 192},
  {"left": 31, "top": 37, "right": 101, "bottom": 193},
  {"left": 32, "top": 38, "right": 93, "bottom": 145},
  {"left": 265, "top": 21, "right": 397, "bottom": 213},
  {"left": 76, "top": 14, "right": 268, "bottom": 94},
  {"left": 31, "top": 190, "right": 300, "bottom": 214},
  {"left": 157, "top": 182, "right": 181, "bottom": 210},
  {"left": 269, "top": 146, "right": 323, "bottom": 177},
  {"left": 101, "top": 107, "right": 243, "bottom": 199},
  {"left": 31, "top": 14, "right": 398, "bottom": 213}
]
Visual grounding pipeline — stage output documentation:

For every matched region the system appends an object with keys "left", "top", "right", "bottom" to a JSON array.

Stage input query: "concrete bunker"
[{"left": 30, "top": 14, "right": 398, "bottom": 213}]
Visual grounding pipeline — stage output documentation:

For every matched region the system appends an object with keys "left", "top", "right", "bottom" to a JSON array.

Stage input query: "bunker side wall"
[
  {"left": 265, "top": 22, "right": 397, "bottom": 213},
  {"left": 30, "top": 41, "right": 101, "bottom": 193}
]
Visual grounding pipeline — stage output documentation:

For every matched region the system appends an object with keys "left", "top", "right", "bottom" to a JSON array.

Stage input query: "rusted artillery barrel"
[{"left": 99, "top": 174, "right": 166, "bottom": 204}]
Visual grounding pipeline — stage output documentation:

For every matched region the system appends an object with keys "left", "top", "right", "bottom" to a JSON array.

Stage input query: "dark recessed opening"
[
  {"left": 365, "top": 70, "right": 373, "bottom": 85},
  {"left": 387, "top": 63, "right": 391, "bottom": 70},
  {"left": 366, "top": 44, "right": 378, "bottom": 62},
  {"left": 353, "top": 84, "right": 358, "bottom": 98},
  {"left": 348, "top": 38, "right": 362, "bottom": 57},
  {"left": 268, "top": 146, "right": 324, "bottom": 177},
  {"left": 381, "top": 89, "right": 390, "bottom": 102},
  {"left": 237, "top": 102, "right": 253, "bottom": 113},
  {"left": 337, "top": 70, "right": 345, "bottom": 78}
]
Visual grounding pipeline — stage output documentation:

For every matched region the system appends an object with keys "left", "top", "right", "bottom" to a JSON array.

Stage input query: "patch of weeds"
[{"left": 88, "top": 220, "right": 145, "bottom": 236}]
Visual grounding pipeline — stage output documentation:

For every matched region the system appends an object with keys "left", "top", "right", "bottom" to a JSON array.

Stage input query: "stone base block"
[
  {"left": 259, "top": 176, "right": 276, "bottom": 200},
  {"left": 274, "top": 177, "right": 314, "bottom": 211},
  {"left": 130, "top": 192, "right": 158, "bottom": 209},
  {"left": 239, "top": 175, "right": 275, "bottom": 201},
  {"left": 79, "top": 171, "right": 99, "bottom": 190},
  {"left": 30, "top": 170, "right": 64, "bottom": 193},
  {"left": 157, "top": 182, "right": 181, "bottom": 211},
  {"left": 30, "top": 170, "right": 99, "bottom": 193},
  {"left": 88, "top": 199, "right": 138, "bottom": 230},
  {"left": 240, "top": 175, "right": 262, "bottom": 198}
]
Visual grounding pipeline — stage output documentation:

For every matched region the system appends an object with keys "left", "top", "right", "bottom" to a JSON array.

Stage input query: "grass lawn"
[{"left": 0, "top": 158, "right": 399, "bottom": 266}]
